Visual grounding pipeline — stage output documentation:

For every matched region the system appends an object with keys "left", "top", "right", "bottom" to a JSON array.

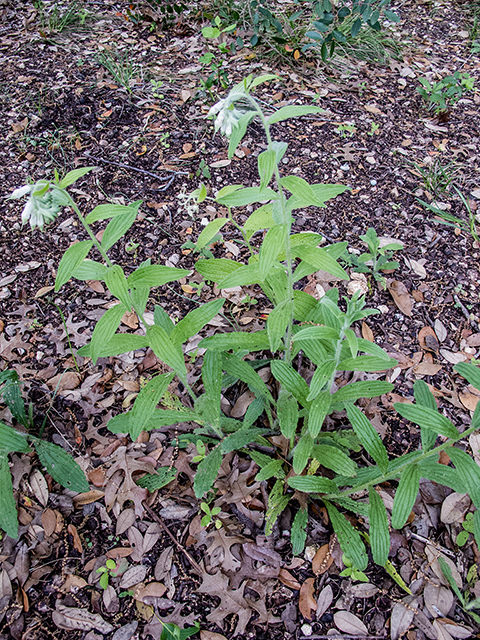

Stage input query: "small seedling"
[
  {"left": 339, "top": 554, "right": 369, "bottom": 582},
  {"left": 417, "top": 187, "right": 479, "bottom": 245},
  {"left": 368, "top": 122, "right": 380, "bottom": 136},
  {"left": 342, "top": 227, "right": 402, "bottom": 288},
  {"left": 196, "top": 158, "right": 211, "bottom": 180},
  {"left": 412, "top": 158, "right": 457, "bottom": 196},
  {"left": 335, "top": 123, "right": 356, "bottom": 137},
  {"left": 417, "top": 71, "right": 475, "bottom": 115},
  {"left": 200, "top": 501, "right": 222, "bottom": 528},
  {"left": 191, "top": 440, "right": 207, "bottom": 463},
  {"left": 457, "top": 512, "right": 474, "bottom": 546},
  {"left": 150, "top": 79, "right": 165, "bottom": 100},
  {"left": 160, "top": 621, "right": 200, "bottom": 640},
  {"left": 96, "top": 558, "right": 119, "bottom": 590}
]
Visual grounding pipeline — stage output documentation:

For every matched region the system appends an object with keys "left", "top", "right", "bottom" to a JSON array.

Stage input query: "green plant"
[
  {"left": 199, "top": 16, "right": 237, "bottom": 97},
  {"left": 196, "top": 159, "right": 211, "bottom": 180},
  {"left": 97, "top": 48, "right": 141, "bottom": 93},
  {"left": 368, "top": 122, "right": 379, "bottom": 136},
  {"left": 412, "top": 157, "right": 457, "bottom": 196},
  {"left": 417, "top": 187, "right": 480, "bottom": 245},
  {"left": 417, "top": 71, "right": 476, "bottom": 115},
  {"left": 96, "top": 558, "right": 119, "bottom": 590},
  {"left": 159, "top": 621, "right": 200, "bottom": 640},
  {"left": 150, "top": 79, "right": 165, "bottom": 100},
  {"left": 456, "top": 512, "right": 474, "bottom": 546},
  {"left": 341, "top": 227, "right": 402, "bottom": 287},
  {"left": 200, "top": 501, "right": 222, "bottom": 528},
  {"left": 335, "top": 123, "right": 356, "bottom": 137},
  {"left": 34, "top": 0, "right": 89, "bottom": 35},
  {"left": 0, "top": 369, "right": 89, "bottom": 538},
  {"left": 440, "top": 557, "right": 480, "bottom": 625},
  {"left": 10, "top": 77, "right": 480, "bottom": 585},
  {"left": 339, "top": 554, "right": 369, "bottom": 581}
]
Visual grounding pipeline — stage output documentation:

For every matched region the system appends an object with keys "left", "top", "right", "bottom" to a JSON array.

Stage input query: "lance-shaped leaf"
[
  {"left": 308, "top": 390, "right": 331, "bottom": 437},
  {"left": 391, "top": 463, "right": 420, "bottom": 529},
  {"left": 413, "top": 380, "right": 437, "bottom": 451},
  {"left": 77, "top": 333, "right": 149, "bottom": 358},
  {"left": 287, "top": 475, "right": 338, "bottom": 494},
  {"left": 0, "top": 422, "right": 30, "bottom": 453},
  {"left": 196, "top": 218, "right": 228, "bottom": 251},
  {"left": 170, "top": 299, "right": 224, "bottom": 346},
  {"left": 201, "top": 350, "right": 222, "bottom": 436},
  {"left": 221, "top": 426, "right": 266, "bottom": 453},
  {"left": 72, "top": 259, "right": 108, "bottom": 282},
  {"left": 128, "top": 373, "right": 174, "bottom": 441},
  {"left": 312, "top": 444, "right": 357, "bottom": 477},
  {"left": 153, "top": 305, "right": 175, "bottom": 335},
  {"left": 271, "top": 360, "right": 310, "bottom": 408},
  {"left": 267, "top": 299, "right": 292, "bottom": 352},
  {"left": 194, "top": 445, "right": 222, "bottom": 498},
  {"left": 291, "top": 507, "right": 308, "bottom": 555},
  {"left": 259, "top": 224, "right": 288, "bottom": 281},
  {"left": 455, "top": 361, "right": 480, "bottom": 391},
  {"left": 102, "top": 206, "right": 139, "bottom": 251},
  {"left": 228, "top": 111, "right": 255, "bottom": 159},
  {"left": 338, "top": 356, "right": 398, "bottom": 372},
  {"left": 196, "top": 257, "right": 242, "bottom": 282},
  {"left": 418, "top": 458, "right": 467, "bottom": 494},
  {"left": 90, "top": 304, "right": 128, "bottom": 365},
  {"left": 55, "top": 240, "right": 93, "bottom": 291},
  {"left": 223, "top": 354, "right": 274, "bottom": 404},
  {"left": 200, "top": 330, "right": 270, "bottom": 352},
  {"left": 0, "top": 451, "right": 19, "bottom": 538},
  {"left": 294, "top": 245, "right": 348, "bottom": 280},
  {"left": 217, "top": 186, "right": 279, "bottom": 207},
  {"left": 127, "top": 265, "right": 189, "bottom": 288},
  {"left": 293, "top": 325, "right": 340, "bottom": 342},
  {"left": 280, "top": 175, "right": 319, "bottom": 207},
  {"left": 369, "top": 487, "right": 390, "bottom": 566},
  {"left": 105, "top": 264, "right": 131, "bottom": 310},
  {"left": 293, "top": 432, "right": 314, "bottom": 474},
  {"left": 32, "top": 439, "right": 89, "bottom": 492},
  {"left": 85, "top": 204, "right": 134, "bottom": 224},
  {"left": 136, "top": 467, "right": 177, "bottom": 491},
  {"left": 447, "top": 447, "right": 480, "bottom": 508},
  {"left": 258, "top": 149, "right": 277, "bottom": 189},
  {"left": 346, "top": 404, "right": 388, "bottom": 474},
  {"left": 325, "top": 501, "right": 368, "bottom": 570},
  {"left": 394, "top": 404, "right": 459, "bottom": 440},
  {"left": 267, "top": 105, "right": 322, "bottom": 125},
  {"left": 217, "top": 263, "right": 262, "bottom": 289},
  {"left": 277, "top": 389, "right": 298, "bottom": 440},
  {"left": 307, "top": 360, "right": 336, "bottom": 401},
  {"left": 59, "top": 166, "right": 95, "bottom": 188},
  {"left": 331, "top": 381, "right": 394, "bottom": 403},
  {"left": 147, "top": 325, "right": 187, "bottom": 383}
]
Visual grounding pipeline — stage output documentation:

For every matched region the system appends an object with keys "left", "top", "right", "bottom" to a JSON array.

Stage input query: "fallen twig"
[{"left": 83, "top": 153, "right": 188, "bottom": 188}]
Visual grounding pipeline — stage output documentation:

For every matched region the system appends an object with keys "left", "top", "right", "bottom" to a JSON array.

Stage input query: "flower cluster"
[
  {"left": 207, "top": 88, "right": 252, "bottom": 138},
  {"left": 9, "top": 182, "right": 69, "bottom": 230}
]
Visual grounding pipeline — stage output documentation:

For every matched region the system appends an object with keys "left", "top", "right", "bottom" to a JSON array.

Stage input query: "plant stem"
[{"left": 65, "top": 193, "right": 114, "bottom": 267}]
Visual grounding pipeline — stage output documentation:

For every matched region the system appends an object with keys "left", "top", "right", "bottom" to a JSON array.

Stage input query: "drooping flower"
[
  {"left": 207, "top": 87, "right": 253, "bottom": 138},
  {"left": 9, "top": 181, "right": 67, "bottom": 230}
]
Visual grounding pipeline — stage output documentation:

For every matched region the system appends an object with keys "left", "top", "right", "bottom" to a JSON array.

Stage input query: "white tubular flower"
[
  {"left": 207, "top": 87, "right": 251, "bottom": 138},
  {"left": 9, "top": 181, "right": 64, "bottom": 231}
]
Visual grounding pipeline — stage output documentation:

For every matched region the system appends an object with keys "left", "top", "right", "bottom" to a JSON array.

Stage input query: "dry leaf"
[
  {"left": 391, "top": 598, "right": 419, "bottom": 640},
  {"left": 440, "top": 493, "right": 471, "bottom": 524},
  {"left": 434, "top": 319, "right": 448, "bottom": 343},
  {"left": 11, "top": 117, "right": 28, "bottom": 133},
  {"left": 349, "top": 583, "right": 379, "bottom": 598},
  {"left": 107, "top": 547, "right": 134, "bottom": 559},
  {"left": 59, "top": 574, "right": 88, "bottom": 594},
  {"left": 120, "top": 565, "right": 148, "bottom": 589},
  {"left": 315, "top": 584, "right": 333, "bottom": 619},
  {"left": 334, "top": 610, "right": 368, "bottom": 635},
  {"left": 418, "top": 326, "right": 439, "bottom": 353},
  {"left": 30, "top": 469, "right": 48, "bottom": 507},
  {"left": 424, "top": 584, "right": 454, "bottom": 618},
  {"left": 182, "top": 143, "right": 193, "bottom": 153},
  {"left": 73, "top": 490, "right": 105, "bottom": 507},
  {"left": 230, "top": 391, "right": 256, "bottom": 418},
  {"left": 134, "top": 581, "right": 167, "bottom": 604},
  {"left": 404, "top": 257, "right": 427, "bottom": 278},
  {"left": 52, "top": 605, "right": 114, "bottom": 634},
  {"left": 347, "top": 272, "right": 368, "bottom": 296},
  {"left": 121, "top": 311, "right": 138, "bottom": 329},
  {"left": 68, "top": 524, "right": 83, "bottom": 553},
  {"left": 387, "top": 280, "right": 413, "bottom": 316},
  {"left": 299, "top": 577, "right": 317, "bottom": 620},
  {"left": 46, "top": 371, "right": 82, "bottom": 392},
  {"left": 116, "top": 508, "right": 136, "bottom": 536},
  {"left": 460, "top": 393, "right": 479, "bottom": 411},
  {"left": 466, "top": 333, "right": 480, "bottom": 347},
  {"left": 365, "top": 105, "right": 383, "bottom": 115},
  {"left": 210, "top": 159, "right": 231, "bottom": 168},
  {"left": 35, "top": 285, "right": 55, "bottom": 298},
  {"left": 312, "top": 544, "right": 333, "bottom": 575},
  {"left": 200, "top": 632, "right": 227, "bottom": 640},
  {"left": 413, "top": 363, "right": 443, "bottom": 376},
  {"left": 41, "top": 508, "right": 57, "bottom": 537},
  {"left": 425, "top": 544, "right": 462, "bottom": 588},
  {"left": 278, "top": 569, "right": 301, "bottom": 590},
  {"left": 361, "top": 321, "right": 374, "bottom": 342},
  {"left": 436, "top": 619, "right": 474, "bottom": 638}
]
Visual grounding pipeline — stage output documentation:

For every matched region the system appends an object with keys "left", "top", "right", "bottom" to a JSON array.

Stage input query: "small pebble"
[
  {"left": 301, "top": 624, "right": 313, "bottom": 636},
  {"left": 370, "top": 179, "right": 377, "bottom": 186},
  {"left": 340, "top": 163, "right": 350, "bottom": 171}
]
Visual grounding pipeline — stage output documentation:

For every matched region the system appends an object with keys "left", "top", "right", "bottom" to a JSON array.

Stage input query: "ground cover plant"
[{"left": 1, "top": 1, "right": 480, "bottom": 639}]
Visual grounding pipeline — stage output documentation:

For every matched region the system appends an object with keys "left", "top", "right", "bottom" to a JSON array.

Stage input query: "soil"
[{"left": 0, "top": 0, "right": 479, "bottom": 639}]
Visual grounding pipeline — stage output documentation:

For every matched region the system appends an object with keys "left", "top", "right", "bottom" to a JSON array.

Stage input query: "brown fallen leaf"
[
  {"left": 334, "top": 610, "right": 369, "bottom": 635},
  {"left": 460, "top": 393, "right": 479, "bottom": 411},
  {"left": 59, "top": 574, "right": 88, "bottom": 594},
  {"left": 52, "top": 605, "right": 114, "bottom": 634},
  {"left": 387, "top": 280, "right": 413, "bottom": 316},
  {"left": 413, "top": 363, "right": 443, "bottom": 376},
  {"left": 299, "top": 577, "right": 316, "bottom": 620},
  {"left": 11, "top": 117, "right": 28, "bottom": 133},
  {"left": 361, "top": 321, "right": 374, "bottom": 342},
  {"left": 35, "top": 285, "right": 55, "bottom": 298},
  {"left": 86, "top": 280, "right": 105, "bottom": 293},
  {"left": 41, "top": 508, "right": 57, "bottom": 537},
  {"left": 200, "top": 632, "right": 228, "bottom": 640},
  {"left": 424, "top": 584, "right": 454, "bottom": 618},
  {"left": 68, "top": 524, "right": 83, "bottom": 554},
  {"left": 46, "top": 371, "right": 82, "bottom": 392},
  {"left": 312, "top": 543, "right": 333, "bottom": 575},
  {"left": 418, "top": 326, "right": 439, "bottom": 353},
  {"left": 278, "top": 568, "right": 301, "bottom": 590},
  {"left": 440, "top": 492, "right": 471, "bottom": 524},
  {"left": 72, "top": 490, "right": 105, "bottom": 507},
  {"left": 391, "top": 597, "right": 419, "bottom": 640}
]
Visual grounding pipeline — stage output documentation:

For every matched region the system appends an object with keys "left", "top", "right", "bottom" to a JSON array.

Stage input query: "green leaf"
[
  {"left": 413, "top": 380, "right": 438, "bottom": 451},
  {"left": 228, "top": 111, "right": 255, "bottom": 159},
  {"left": 293, "top": 290, "right": 318, "bottom": 322},
  {"left": 101, "top": 205, "right": 139, "bottom": 251},
  {"left": 277, "top": 389, "right": 298, "bottom": 440},
  {"left": 127, "top": 265, "right": 189, "bottom": 288},
  {"left": 418, "top": 458, "right": 467, "bottom": 494},
  {"left": 222, "top": 426, "right": 265, "bottom": 453},
  {"left": 0, "top": 372, "right": 28, "bottom": 428},
  {"left": 308, "top": 390, "right": 331, "bottom": 437},
  {"left": 267, "top": 105, "right": 322, "bottom": 125},
  {"left": 312, "top": 444, "right": 357, "bottom": 477},
  {"left": 338, "top": 356, "right": 397, "bottom": 372},
  {"left": 255, "top": 459, "right": 285, "bottom": 482},
  {"left": 280, "top": 175, "right": 319, "bottom": 206},
  {"left": 307, "top": 360, "right": 336, "bottom": 401},
  {"left": 200, "top": 330, "right": 270, "bottom": 352},
  {"left": 332, "top": 381, "right": 394, "bottom": 403},
  {"left": 267, "top": 299, "right": 292, "bottom": 352},
  {"left": 90, "top": 304, "right": 127, "bottom": 365},
  {"left": 0, "top": 451, "right": 19, "bottom": 538},
  {"left": 265, "top": 479, "right": 290, "bottom": 536},
  {"left": 0, "top": 422, "right": 30, "bottom": 453},
  {"left": 271, "top": 360, "right": 310, "bottom": 408},
  {"left": 294, "top": 245, "right": 348, "bottom": 280},
  {"left": 287, "top": 475, "right": 338, "bottom": 493},
  {"left": 293, "top": 432, "right": 314, "bottom": 474},
  {"left": 77, "top": 333, "right": 149, "bottom": 358},
  {"left": 196, "top": 218, "right": 228, "bottom": 250},
  {"left": 448, "top": 447, "right": 480, "bottom": 508},
  {"left": 223, "top": 354, "right": 274, "bottom": 404},
  {"left": 325, "top": 501, "right": 368, "bottom": 570},
  {"left": 369, "top": 487, "right": 390, "bottom": 566},
  {"left": 474, "top": 510, "right": 480, "bottom": 549},
  {"left": 258, "top": 149, "right": 277, "bottom": 190},
  {"left": 259, "top": 224, "right": 288, "bottom": 280},
  {"left": 291, "top": 507, "right": 308, "bottom": 555},
  {"left": 147, "top": 325, "right": 187, "bottom": 383},
  {"left": 136, "top": 467, "right": 177, "bottom": 491},
  {"left": 346, "top": 404, "right": 389, "bottom": 474},
  {"left": 105, "top": 265, "right": 131, "bottom": 310},
  {"left": 85, "top": 204, "right": 135, "bottom": 224},
  {"left": 391, "top": 463, "right": 420, "bottom": 529},
  {"left": 217, "top": 186, "right": 278, "bottom": 207},
  {"left": 55, "top": 240, "right": 93, "bottom": 291},
  {"left": 72, "top": 259, "right": 108, "bottom": 282},
  {"left": 394, "top": 404, "right": 459, "bottom": 440},
  {"left": 154, "top": 306, "right": 175, "bottom": 335},
  {"left": 194, "top": 445, "right": 222, "bottom": 498},
  {"left": 201, "top": 349, "right": 222, "bottom": 436},
  {"left": 249, "top": 74, "right": 279, "bottom": 89},
  {"left": 33, "top": 439, "right": 89, "bottom": 492},
  {"left": 59, "top": 167, "right": 95, "bottom": 188},
  {"left": 242, "top": 204, "right": 274, "bottom": 238},
  {"left": 170, "top": 299, "right": 224, "bottom": 346},
  {"left": 217, "top": 263, "right": 262, "bottom": 289},
  {"left": 129, "top": 373, "right": 174, "bottom": 440},
  {"left": 455, "top": 362, "right": 480, "bottom": 391},
  {"left": 196, "top": 258, "right": 242, "bottom": 282},
  {"left": 293, "top": 325, "right": 339, "bottom": 342},
  {"left": 438, "top": 557, "right": 465, "bottom": 604}
]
